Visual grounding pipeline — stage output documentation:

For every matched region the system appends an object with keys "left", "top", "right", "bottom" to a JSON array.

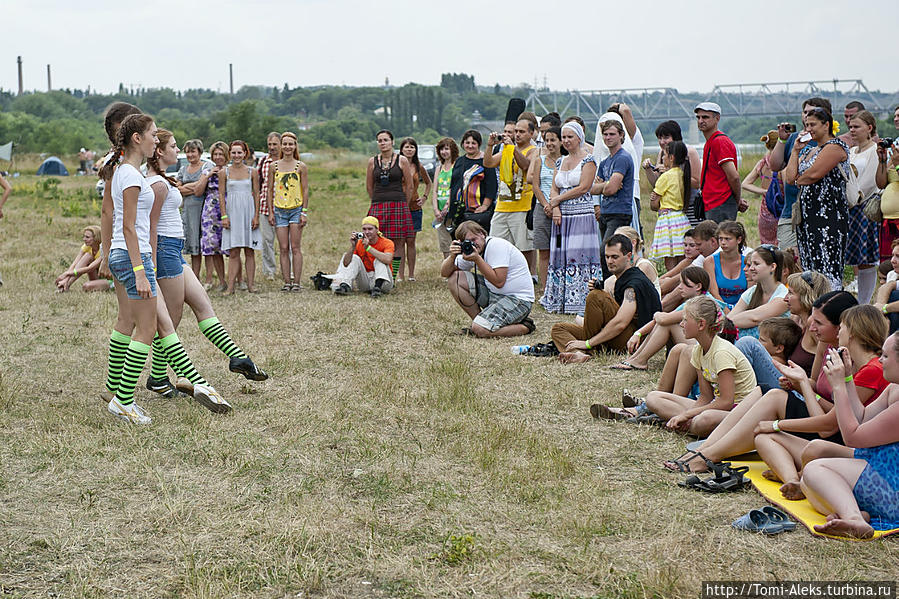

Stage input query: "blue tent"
[{"left": 37, "top": 156, "right": 69, "bottom": 176}]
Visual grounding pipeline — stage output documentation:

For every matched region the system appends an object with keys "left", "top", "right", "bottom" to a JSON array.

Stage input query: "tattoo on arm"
[{"left": 624, "top": 288, "right": 636, "bottom": 302}]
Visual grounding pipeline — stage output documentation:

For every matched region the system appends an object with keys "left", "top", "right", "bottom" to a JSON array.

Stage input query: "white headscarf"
[{"left": 561, "top": 121, "right": 585, "bottom": 147}]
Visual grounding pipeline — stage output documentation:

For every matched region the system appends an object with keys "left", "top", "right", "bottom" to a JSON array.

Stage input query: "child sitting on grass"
[{"left": 55, "top": 225, "right": 111, "bottom": 292}]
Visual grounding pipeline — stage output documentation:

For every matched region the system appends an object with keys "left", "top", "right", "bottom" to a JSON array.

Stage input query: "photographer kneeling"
[
  {"left": 441, "top": 221, "right": 535, "bottom": 337},
  {"left": 331, "top": 216, "right": 394, "bottom": 298}
]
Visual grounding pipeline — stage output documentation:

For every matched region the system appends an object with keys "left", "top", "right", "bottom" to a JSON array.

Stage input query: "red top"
[
  {"left": 354, "top": 236, "right": 395, "bottom": 272},
  {"left": 815, "top": 355, "right": 888, "bottom": 406},
  {"left": 701, "top": 132, "right": 738, "bottom": 210}
]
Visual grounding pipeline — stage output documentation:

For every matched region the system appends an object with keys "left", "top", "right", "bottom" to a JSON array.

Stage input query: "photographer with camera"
[
  {"left": 550, "top": 234, "right": 661, "bottom": 363},
  {"left": 440, "top": 221, "right": 535, "bottom": 338},
  {"left": 875, "top": 106, "right": 899, "bottom": 266},
  {"left": 330, "top": 216, "right": 395, "bottom": 298}
]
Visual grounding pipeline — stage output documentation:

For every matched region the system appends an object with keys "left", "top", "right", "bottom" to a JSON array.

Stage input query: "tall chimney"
[
  {"left": 47, "top": 64, "right": 51, "bottom": 92},
  {"left": 17, "top": 56, "right": 23, "bottom": 95},
  {"left": 229, "top": 63, "right": 234, "bottom": 95}
]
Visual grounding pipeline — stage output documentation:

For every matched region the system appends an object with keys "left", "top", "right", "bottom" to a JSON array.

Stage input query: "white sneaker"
[
  {"left": 846, "top": 279, "right": 858, "bottom": 295},
  {"left": 192, "top": 383, "right": 232, "bottom": 414},
  {"left": 107, "top": 397, "right": 152, "bottom": 425}
]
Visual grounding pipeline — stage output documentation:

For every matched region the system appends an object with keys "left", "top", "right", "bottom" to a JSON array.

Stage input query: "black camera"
[
  {"left": 378, "top": 169, "right": 391, "bottom": 187},
  {"left": 460, "top": 239, "right": 476, "bottom": 255},
  {"left": 353, "top": 231, "right": 365, "bottom": 241},
  {"left": 593, "top": 279, "right": 603, "bottom": 291},
  {"left": 783, "top": 123, "right": 797, "bottom": 133},
  {"left": 878, "top": 137, "right": 896, "bottom": 149}
]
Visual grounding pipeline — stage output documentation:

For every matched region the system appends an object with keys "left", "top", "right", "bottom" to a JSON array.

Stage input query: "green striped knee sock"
[
  {"left": 116, "top": 340, "right": 151, "bottom": 405},
  {"left": 197, "top": 317, "right": 247, "bottom": 360},
  {"left": 391, "top": 257, "right": 401, "bottom": 281},
  {"left": 158, "top": 332, "right": 207, "bottom": 386},
  {"left": 150, "top": 335, "right": 169, "bottom": 380},
  {"left": 105, "top": 330, "right": 131, "bottom": 395}
]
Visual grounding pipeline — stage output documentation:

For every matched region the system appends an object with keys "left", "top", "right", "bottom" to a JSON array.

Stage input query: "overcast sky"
[{"left": 4, "top": 0, "right": 896, "bottom": 96}]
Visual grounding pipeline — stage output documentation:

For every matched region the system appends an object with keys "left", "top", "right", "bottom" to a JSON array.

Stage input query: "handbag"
[
  {"left": 764, "top": 171, "right": 785, "bottom": 219},
  {"left": 862, "top": 192, "right": 883, "bottom": 223}
]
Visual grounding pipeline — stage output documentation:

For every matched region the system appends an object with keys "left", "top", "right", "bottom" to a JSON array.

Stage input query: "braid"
[
  {"left": 147, "top": 129, "right": 178, "bottom": 186},
  {"left": 99, "top": 114, "right": 154, "bottom": 181}
]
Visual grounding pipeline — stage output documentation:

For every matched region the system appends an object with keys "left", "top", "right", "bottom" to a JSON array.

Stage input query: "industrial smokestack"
[
  {"left": 17, "top": 56, "right": 23, "bottom": 95},
  {"left": 47, "top": 64, "right": 51, "bottom": 92},
  {"left": 229, "top": 63, "right": 234, "bottom": 95}
]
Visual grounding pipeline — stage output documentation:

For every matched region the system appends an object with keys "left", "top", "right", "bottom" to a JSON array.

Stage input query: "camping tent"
[{"left": 37, "top": 156, "right": 69, "bottom": 176}]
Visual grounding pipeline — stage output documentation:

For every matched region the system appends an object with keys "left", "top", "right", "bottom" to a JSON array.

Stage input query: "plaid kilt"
[
  {"left": 845, "top": 204, "right": 879, "bottom": 265},
  {"left": 368, "top": 201, "right": 413, "bottom": 239}
]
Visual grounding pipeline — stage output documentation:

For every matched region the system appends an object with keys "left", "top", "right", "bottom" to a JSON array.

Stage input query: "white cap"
[
  {"left": 694, "top": 102, "right": 721, "bottom": 114},
  {"left": 80, "top": 147, "right": 86, "bottom": 152}
]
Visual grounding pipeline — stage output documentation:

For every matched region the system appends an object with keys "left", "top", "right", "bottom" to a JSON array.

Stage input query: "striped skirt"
[{"left": 648, "top": 210, "right": 691, "bottom": 259}]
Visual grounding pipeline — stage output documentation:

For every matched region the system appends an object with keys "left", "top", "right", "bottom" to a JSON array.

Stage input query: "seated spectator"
[
  {"left": 640, "top": 296, "right": 758, "bottom": 436},
  {"left": 440, "top": 221, "right": 535, "bottom": 338},
  {"left": 704, "top": 220, "right": 749, "bottom": 309},
  {"left": 331, "top": 216, "right": 395, "bottom": 298},
  {"left": 755, "top": 306, "right": 889, "bottom": 501},
  {"left": 54, "top": 225, "right": 111, "bottom": 292},
  {"left": 726, "top": 245, "right": 789, "bottom": 339},
  {"left": 665, "top": 291, "right": 859, "bottom": 473},
  {"left": 799, "top": 336, "right": 899, "bottom": 539},
  {"left": 551, "top": 234, "right": 661, "bottom": 363},
  {"left": 659, "top": 228, "right": 700, "bottom": 295},
  {"left": 611, "top": 266, "right": 729, "bottom": 371},
  {"left": 736, "top": 270, "right": 831, "bottom": 392},
  {"left": 875, "top": 239, "right": 899, "bottom": 332},
  {"left": 661, "top": 220, "right": 720, "bottom": 311},
  {"left": 601, "top": 226, "right": 659, "bottom": 296}
]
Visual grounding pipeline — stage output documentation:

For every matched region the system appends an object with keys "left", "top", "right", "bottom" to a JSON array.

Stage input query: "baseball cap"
[
  {"left": 361, "top": 216, "right": 379, "bottom": 228},
  {"left": 694, "top": 102, "right": 721, "bottom": 114}
]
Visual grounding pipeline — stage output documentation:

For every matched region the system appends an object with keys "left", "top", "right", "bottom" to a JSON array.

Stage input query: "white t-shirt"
[
  {"left": 692, "top": 245, "right": 755, "bottom": 268},
  {"left": 455, "top": 236, "right": 535, "bottom": 302},
  {"left": 111, "top": 163, "right": 155, "bottom": 253},
  {"left": 738, "top": 282, "right": 789, "bottom": 309},
  {"left": 146, "top": 174, "right": 184, "bottom": 239}
]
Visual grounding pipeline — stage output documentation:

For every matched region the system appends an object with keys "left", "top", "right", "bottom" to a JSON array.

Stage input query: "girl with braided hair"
[{"left": 98, "top": 108, "right": 229, "bottom": 421}]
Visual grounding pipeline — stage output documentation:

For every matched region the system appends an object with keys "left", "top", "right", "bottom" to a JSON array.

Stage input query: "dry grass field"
[{"left": 0, "top": 158, "right": 895, "bottom": 599}]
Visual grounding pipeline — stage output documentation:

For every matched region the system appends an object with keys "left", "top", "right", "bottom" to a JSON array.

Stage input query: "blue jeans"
[
  {"left": 735, "top": 336, "right": 780, "bottom": 393},
  {"left": 156, "top": 235, "right": 186, "bottom": 279},
  {"left": 109, "top": 249, "right": 157, "bottom": 299}
]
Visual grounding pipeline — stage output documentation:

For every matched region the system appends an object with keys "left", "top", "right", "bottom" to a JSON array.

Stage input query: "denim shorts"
[
  {"left": 109, "top": 248, "right": 157, "bottom": 299},
  {"left": 410, "top": 209, "right": 423, "bottom": 232},
  {"left": 156, "top": 235, "right": 187, "bottom": 279},
  {"left": 274, "top": 206, "right": 304, "bottom": 227}
]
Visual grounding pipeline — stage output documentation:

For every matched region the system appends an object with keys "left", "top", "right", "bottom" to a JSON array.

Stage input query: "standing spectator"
[
  {"left": 192, "top": 142, "right": 229, "bottom": 291},
  {"left": 366, "top": 130, "right": 413, "bottom": 280},
  {"left": 398, "top": 137, "right": 431, "bottom": 282},
  {"left": 220, "top": 140, "right": 261, "bottom": 295},
  {"left": 176, "top": 139, "right": 212, "bottom": 282},
  {"left": 786, "top": 106, "right": 850, "bottom": 290},
  {"left": 694, "top": 102, "right": 745, "bottom": 222},
  {"left": 527, "top": 125, "right": 562, "bottom": 296},
  {"left": 593, "top": 106, "right": 642, "bottom": 235},
  {"left": 78, "top": 148, "right": 89, "bottom": 174},
  {"left": 255, "top": 132, "right": 281, "bottom": 279},
  {"left": 845, "top": 111, "right": 882, "bottom": 303},
  {"left": 430, "top": 137, "right": 458, "bottom": 258},
  {"left": 838, "top": 100, "right": 865, "bottom": 148},
  {"left": 876, "top": 107, "right": 899, "bottom": 268},
  {"left": 540, "top": 121, "right": 600, "bottom": 314},
  {"left": 536, "top": 112, "right": 562, "bottom": 148},
  {"left": 266, "top": 132, "right": 309, "bottom": 292},
  {"left": 592, "top": 119, "right": 634, "bottom": 280},
  {"left": 484, "top": 118, "right": 537, "bottom": 272},
  {"left": 648, "top": 140, "right": 692, "bottom": 270},
  {"left": 741, "top": 131, "right": 780, "bottom": 246},
  {"left": 445, "top": 130, "right": 497, "bottom": 234},
  {"left": 643, "top": 120, "right": 701, "bottom": 224},
  {"left": 0, "top": 169, "right": 9, "bottom": 285},
  {"left": 768, "top": 97, "right": 835, "bottom": 252}
]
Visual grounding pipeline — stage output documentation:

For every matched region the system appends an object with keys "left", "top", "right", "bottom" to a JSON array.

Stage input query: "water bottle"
[
  {"left": 511, "top": 345, "right": 532, "bottom": 355},
  {"left": 431, "top": 217, "right": 443, "bottom": 229}
]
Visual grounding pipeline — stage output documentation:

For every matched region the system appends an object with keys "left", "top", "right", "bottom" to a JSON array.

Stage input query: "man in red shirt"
[
  {"left": 331, "top": 216, "right": 395, "bottom": 298},
  {"left": 695, "top": 102, "right": 745, "bottom": 222}
]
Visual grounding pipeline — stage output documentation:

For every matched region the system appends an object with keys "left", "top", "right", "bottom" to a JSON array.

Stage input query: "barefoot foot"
[
  {"left": 779, "top": 481, "right": 805, "bottom": 500},
  {"left": 762, "top": 469, "right": 782, "bottom": 482},
  {"left": 814, "top": 517, "right": 874, "bottom": 539},
  {"left": 560, "top": 351, "right": 591, "bottom": 364}
]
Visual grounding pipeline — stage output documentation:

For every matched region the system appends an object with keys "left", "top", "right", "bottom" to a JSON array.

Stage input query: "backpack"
[{"left": 764, "top": 171, "right": 785, "bottom": 219}]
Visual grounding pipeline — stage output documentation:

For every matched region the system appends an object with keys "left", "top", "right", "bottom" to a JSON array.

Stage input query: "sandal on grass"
[
  {"left": 679, "top": 462, "right": 749, "bottom": 493},
  {"left": 280, "top": 283, "right": 292, "bottom": 292},
  {"left": 610, "top": 361, "right": 647, "bottom": 371},
  {"left": 663, "top": 450, "right": 711, "bottom": 473},
  {"left": 590, "top": 404, "right": 637, "bottom": 421}
]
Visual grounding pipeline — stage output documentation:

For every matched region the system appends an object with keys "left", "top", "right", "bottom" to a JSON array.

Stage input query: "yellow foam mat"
[{"left": 729, "top": 459, "right": 899, "bottom": 541}]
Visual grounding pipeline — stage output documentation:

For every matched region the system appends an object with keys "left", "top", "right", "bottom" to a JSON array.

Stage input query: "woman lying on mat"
[
  {"left": 662, "top": 292, "right": 861, "bottom": 474},
  {"left": 754, "top": 305, "right": 889, "bottom": 500},
  {"left": 799, "top": 337, "right": 899, "bottom": 539}
]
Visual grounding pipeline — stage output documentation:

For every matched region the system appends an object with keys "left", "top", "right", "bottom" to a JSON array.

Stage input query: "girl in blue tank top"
[{"left": 707, "top": 221, "right": 748, "bottom": 308}]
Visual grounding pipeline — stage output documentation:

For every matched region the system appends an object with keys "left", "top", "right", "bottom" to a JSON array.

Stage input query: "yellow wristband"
[
  {"left": 845, "top": 375, "right": 854, "bottom": 383},
  {"left": 634, "top": 331, "right": 642, "bottom": 338},
  {"left": 73, "top": 268, "right": 78, "bottom": 276},
  {"left": 365, "top": 246, "right": 374, "bottom": 253},
  {"left": 772, "top": 420, "right": 780, "bottom": 432},
  {"left": 132, "top": 264, "right": 145, "bottom": 273},
  {"left": 585, "top": 340, "right": 592, "bottom": 350}
]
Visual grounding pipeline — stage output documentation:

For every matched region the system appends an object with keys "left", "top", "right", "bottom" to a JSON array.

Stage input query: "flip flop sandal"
[
  {"left": 610, "top": 361, "right": 647, "bottom": 371},
  {"left": 760, "top": 506, "right": 796, "bottom": 532},
  {"left": 732, "top": 509, "right": 788, "bottom": 534},
  {"left": 280, "top": 284, "right": 292, "bottom": 292}
]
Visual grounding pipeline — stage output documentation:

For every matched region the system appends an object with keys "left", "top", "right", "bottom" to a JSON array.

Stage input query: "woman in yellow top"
[
  {"left": 266, "top": 132, "right": 310, "bottom": 292},
  {"left": 648, "top": 141, "right": 692, "bottom": 271},
  {"left": 876, "top": 107, "right": 899, "bottom": 262},
  {"left": 55, "top": 225, "right": 111, "bottom": 292}
]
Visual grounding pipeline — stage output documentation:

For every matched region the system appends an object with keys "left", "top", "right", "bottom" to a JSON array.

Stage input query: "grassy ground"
[{"left": 0, "top": 159, "right": 894, "bottom": 599}]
